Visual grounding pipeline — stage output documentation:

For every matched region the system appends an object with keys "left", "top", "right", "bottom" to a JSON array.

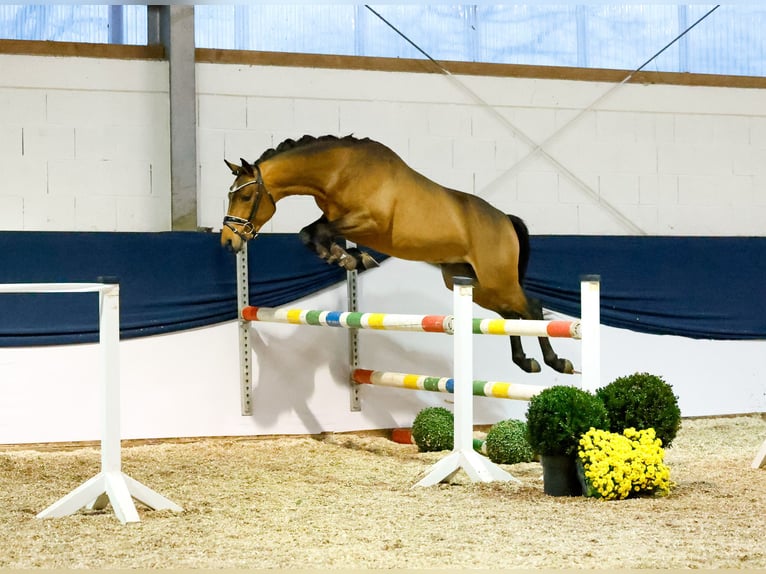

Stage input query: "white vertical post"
[
  {"left": 580, "top": 275, "right": 601, "bottom": 392},
  {"left": 21, "top": 280, "right": 185, "bottom": 524},
  {"left": 100, "top": 283, "right": 122, "bottom": 474},
  {"left": 90, "top": 281, "right": 141, "bottom": 523},
  {"left": 452, "top": 277, "right": 474, "bottom": 454},
  {"left": 415, "top": 277, "right": 517, "bottom": 487}
]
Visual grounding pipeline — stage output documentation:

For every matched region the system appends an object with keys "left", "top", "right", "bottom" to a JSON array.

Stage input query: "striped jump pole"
[
  {"left": 242, "top": 306, "right": 452, "bottom": 333},
  {"left": 353, "top": 369, "right": 545, "bottom": 401},
  {"left": 241, "top": 306, "right": 580, "bottom": 339}
]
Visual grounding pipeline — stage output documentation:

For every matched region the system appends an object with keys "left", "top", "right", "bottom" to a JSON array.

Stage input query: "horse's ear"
[
  {"left": 224, "top": 159, "right": 240, "bottom": 175},
  {"left": 240, "top": 158, "right": 255, "bottom": 177}
]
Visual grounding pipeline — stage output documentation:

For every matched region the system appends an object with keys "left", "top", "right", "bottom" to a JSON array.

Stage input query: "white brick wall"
[
  {"left": 1, "top": 51, "right": 764, "bottom": 236},
  {"left": 197, "top": 62, "right": 766, "bottom": 236},
  {"left": 0, "top": 54, "right": 170, "bottom": 232}
]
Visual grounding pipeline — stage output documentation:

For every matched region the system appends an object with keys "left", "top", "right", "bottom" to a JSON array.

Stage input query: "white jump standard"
[
  {"left": 414, "top": 276, "right": 518, "bottom": 486},
  {"left": 0, "top": 281, "right": 183, "bottom": 524}
]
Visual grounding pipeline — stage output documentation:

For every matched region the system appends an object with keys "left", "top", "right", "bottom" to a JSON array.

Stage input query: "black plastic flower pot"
[{"left": 540, "top": 454, "right": 583, "bottom": 496}]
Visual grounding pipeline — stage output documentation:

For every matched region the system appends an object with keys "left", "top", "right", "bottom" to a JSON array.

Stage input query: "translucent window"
[
  {"left": 195, "top": 5, "right": 360, "bottom": 55},
  {"left": 1, "top": 5, "right": 764, "bottom": 77},
  {"left": 194, "top": 5, "right": 765, "bottom": 76},
  {"left": 0, "top": 5, "right": 147, "bottom": 45}
]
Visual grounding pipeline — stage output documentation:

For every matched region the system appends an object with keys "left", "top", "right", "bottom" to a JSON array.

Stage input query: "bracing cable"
[{"left": 365, "top": 4, "right": 721, "bottom": 235}]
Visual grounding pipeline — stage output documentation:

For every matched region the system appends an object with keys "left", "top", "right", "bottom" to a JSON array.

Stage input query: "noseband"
[{"left": 222, "top": 165, "right": 275, "bottom": 241}]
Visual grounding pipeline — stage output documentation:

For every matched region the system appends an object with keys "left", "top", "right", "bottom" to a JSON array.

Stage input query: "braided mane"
[{"left": 255, "top": 134, "right": 369, "bottom": 165}]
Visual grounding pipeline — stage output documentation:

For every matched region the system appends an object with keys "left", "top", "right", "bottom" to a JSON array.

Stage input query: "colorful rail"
[
  {"left": 352, "top": 368, "right": 545, "bottom": 401},
  {"left": 242, "top": 306, "right": 580, "bottom": 339}
]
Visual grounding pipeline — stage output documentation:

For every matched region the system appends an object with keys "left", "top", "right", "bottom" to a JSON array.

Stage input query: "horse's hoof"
[
  {"left": 543, "top": 356, "right": 575, "bottom": 374},
  {"left": 328, "top": 244, "right": 346, "bottom": 264},
  {"left": 332, "top": 249, "right": 355, "bottom": 270},
  {"left": 360, "top": 252, "right": 380, "bottom": 269},
  {"left": 339, "top": 256, "right": 358, "bottom": 271},
  {"left": 548, "top": 358, "right": 574, "bottom": 374},
  {"left": 519, "top": 358, "right": 541, "bottom": 373}
]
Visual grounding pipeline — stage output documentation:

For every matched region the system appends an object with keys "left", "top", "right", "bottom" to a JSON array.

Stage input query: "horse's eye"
[{"left": 228, "top": 190, "right": 252, "bottom": 201}]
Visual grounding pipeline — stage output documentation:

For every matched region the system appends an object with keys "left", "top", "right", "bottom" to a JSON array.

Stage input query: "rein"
[{"left": 223, "top": 165, "right": 275, "bottom": 241}]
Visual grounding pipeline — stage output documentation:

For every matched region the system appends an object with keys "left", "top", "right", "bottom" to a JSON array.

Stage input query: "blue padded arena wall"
[{"left": 0, "top": 231, "right": 764, "bottom": 346}]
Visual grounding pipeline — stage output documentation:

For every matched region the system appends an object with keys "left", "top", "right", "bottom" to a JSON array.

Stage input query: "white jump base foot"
[
  {"left": 37, "top": 471, "right": 184, "bottom": 524},
  {"left": 415, "top": 448, "right": 520, "bottom": 487},
  {"left": 753, "top": 439, "right": 766, "bottom": 469}
]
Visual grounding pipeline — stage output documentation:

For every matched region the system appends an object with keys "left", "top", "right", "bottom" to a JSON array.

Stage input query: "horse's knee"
[{"left": 298, "top": 227, "right": 313, "bottom": 247}]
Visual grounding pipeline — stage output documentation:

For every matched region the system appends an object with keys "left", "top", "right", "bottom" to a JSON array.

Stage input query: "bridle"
[{"left": 222, "top": 164, "right": 275, "bottom": 241}]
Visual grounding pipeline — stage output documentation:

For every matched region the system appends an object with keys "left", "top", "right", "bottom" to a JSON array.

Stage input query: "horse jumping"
[{"left": 221, "top": 134, "right": 573, "bottom": 374}]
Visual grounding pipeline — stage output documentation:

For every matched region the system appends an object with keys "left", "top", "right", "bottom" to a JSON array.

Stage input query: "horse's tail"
[{"left": 507, "top": 214, "right": 530, "bottom": 285}]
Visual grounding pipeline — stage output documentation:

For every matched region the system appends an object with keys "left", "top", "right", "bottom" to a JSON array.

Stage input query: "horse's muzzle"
[
  {"left": 222, "top": 215, "right": 259, "bottom": 244},
  {"left": 221, "top": 219, "right": 256, "bottom": 254},
  {"left": 222, "top": 235, "right": 237, "bottom": 252}
]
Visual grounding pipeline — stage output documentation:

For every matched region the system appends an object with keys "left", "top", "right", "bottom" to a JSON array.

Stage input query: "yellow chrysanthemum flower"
[{"left": 578, "top": 427, "right": 672, "bottom": 500}]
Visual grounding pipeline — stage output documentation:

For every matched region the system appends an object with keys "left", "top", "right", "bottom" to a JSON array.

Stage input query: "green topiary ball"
[
  {"left": 526, "top": 385, "right": 610, "bottom": 457},
  {"left": 485, "top": 419, "right": 534, "bottom": 464},
  {"left": 596, "top": 372, "right": 681, "bottom": 447},
  {"left": 411, "top": 407, "right": 454, "bottom": 452}
]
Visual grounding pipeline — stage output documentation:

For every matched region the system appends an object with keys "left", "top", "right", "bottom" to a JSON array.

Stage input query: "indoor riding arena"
[{"left": 1, "top": 5, "right": 765, "bottom": 570}]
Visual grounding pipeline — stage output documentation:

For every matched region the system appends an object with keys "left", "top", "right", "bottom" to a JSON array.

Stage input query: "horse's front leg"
[
  {"left": 329, "top": 243, "right": 379, "bottom": 270},
  {"left": 299, "top": 216, "right": 378, "bottom": 271},
  {"left": 325, "top": 213, "right": 381, "bottom": 270},
  {"left": 299, "top": 216, "right": 337, "bottom": 262}
]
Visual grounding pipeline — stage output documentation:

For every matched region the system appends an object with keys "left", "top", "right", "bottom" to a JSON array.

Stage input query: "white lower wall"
[{"left": 1, "top": 258, "right": 763, "bottom": 445}]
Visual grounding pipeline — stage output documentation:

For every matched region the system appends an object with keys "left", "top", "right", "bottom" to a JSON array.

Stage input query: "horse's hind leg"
[
  {"left": 509, "top": 333, "right": 542, "bottom": 373},
  {"left": 528, "top": 297, "right": 575, "bottom": 374},
  {"left": 492, "top": 294, "right": 573, "bottom": 374},
  {"left": 443, "top": 265, "right": 538, "bottom": 374},
  {"left": 497, "top": 311, "right": 542, "bottom": 373}
]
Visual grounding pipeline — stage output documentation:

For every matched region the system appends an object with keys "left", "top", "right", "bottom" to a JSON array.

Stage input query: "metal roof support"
[{"left": 150, "top": 5, "right": 198, "bottom": 230}]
